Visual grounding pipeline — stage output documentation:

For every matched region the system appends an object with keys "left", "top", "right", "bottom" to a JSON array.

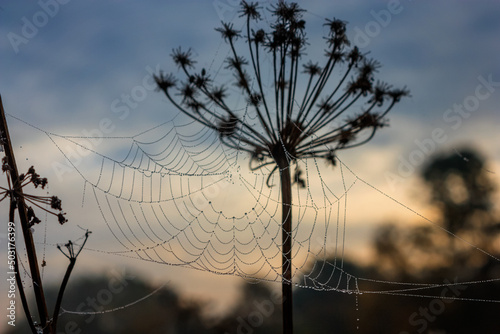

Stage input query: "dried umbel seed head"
[
  {"left": 155, "top": 1, "right": 408, "bottom": 186},
  {"left": 58, "top": 212, "right": 67, "bottom": 225}
]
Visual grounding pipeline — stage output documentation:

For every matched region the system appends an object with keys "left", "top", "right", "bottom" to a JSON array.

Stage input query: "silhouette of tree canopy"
[
  {"left": 374, "top": 148, "right": 500, "bottom": 279},
  {"left": 422, "top": 148, "right": 495, "bottom": 234},
  {"left": 6, "top": 274, "right": 213, "bottom": 334}
]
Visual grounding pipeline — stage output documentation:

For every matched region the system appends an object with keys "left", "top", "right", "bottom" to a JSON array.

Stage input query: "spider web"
[
  {"left": 9, "top": 111, "right": 498, "bottom": 305},
  {"left": 45, "top": 115, "right": 352, "bottom": 283}
]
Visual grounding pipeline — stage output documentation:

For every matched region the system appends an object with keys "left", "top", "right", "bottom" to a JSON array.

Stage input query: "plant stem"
[
  {"left": 10, "top": 200, "right": 37, "bottom": 333},
  {"left": 52, "top": 231, "right": 90, "bottom": 332},
  {"left": 51, "top": 258, "right": 75, "bottom": 332},
  {"left": 0, "top": 95, "right": 51, "bottom": 333},
  {"left": 278, "top": 155, "right": 293, "bottom": 334}
]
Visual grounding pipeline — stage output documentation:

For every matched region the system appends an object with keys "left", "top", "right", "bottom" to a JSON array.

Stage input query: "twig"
[{"left": 51, "top": 230, "right": 91, "bottom": 332}]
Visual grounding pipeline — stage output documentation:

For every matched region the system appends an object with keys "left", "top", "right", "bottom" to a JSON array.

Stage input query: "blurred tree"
[
  {"left": 212, "top": 263, "right": 368, "bottom": 334},
  {"left": 374, "top": 148, "right": 499, "bottom": 279},
  {"left": 423, "top": 148, "right": 495, "bottom": 234},
  {"left": 7, "top": 273, "right": 213, "bottom": 334},
  {"left": 368, "top": 148, "right": 500, "bottom": 333},
  {"left": 294, "top": 260, "right": 366, "bottom": 334},
  {"left": 211, "top": 282, "right": 281, "bottom": 334},
  {"left": 282, "top": 148, "right": 500, "bottom": 333}
]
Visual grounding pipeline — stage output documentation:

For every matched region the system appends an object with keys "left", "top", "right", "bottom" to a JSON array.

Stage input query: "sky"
[{"left": 1, "top": 0, "right": 500, "bottom": 328}]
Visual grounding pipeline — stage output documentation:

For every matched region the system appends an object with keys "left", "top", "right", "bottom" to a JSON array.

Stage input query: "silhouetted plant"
[
  {"left": 155, "top": 2, "right": 408, "bottom": 333},
  {"left": 1, "top": 96, "right": 88, "bottom": 334},
  {"left": 374, "top": 148, "right": 499, "bottom": 279}
]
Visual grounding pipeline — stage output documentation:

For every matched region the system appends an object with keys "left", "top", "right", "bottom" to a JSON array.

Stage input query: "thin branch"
[
  {"left": 9, "top": 200, "right": 37, "bottom": 333},
  {"left": 52, "top": 231, "right": 91, "bottom": 332},
  {"left": 227, "top": 38, "right": 275, "bottom": 143}
]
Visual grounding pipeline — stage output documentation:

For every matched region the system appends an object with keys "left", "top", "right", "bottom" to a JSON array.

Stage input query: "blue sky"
[
  {"left": 1, "top": 0, "right": 500, "bottom": 324},
  {"left": 2, "top": 1, "right": 499, "bottom": 128}
]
